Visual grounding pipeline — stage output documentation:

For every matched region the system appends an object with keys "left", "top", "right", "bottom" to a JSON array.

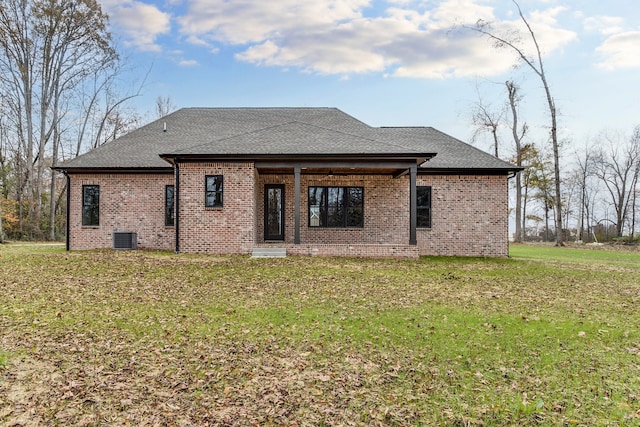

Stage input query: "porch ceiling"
[
  {"left": 254, "top": 157, "right": 427, "bottom": 177},
  {"left": 256, "top": 166, "right": 401, "bottom": 176}
]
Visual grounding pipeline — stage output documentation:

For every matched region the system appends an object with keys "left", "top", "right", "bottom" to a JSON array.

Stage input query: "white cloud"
[
  {"left": 430, "top": 0, "right": 494, "bottom": 28},
  {"left": 178, "top": 59, "right": 199, "bottom": 67},
  {"left": 583, "top": 16, "right": 624, "bottom": 36},
  {"left": 112, "top": 0, "right": 575, "bottom": 79},
  {"left": 521, "top": 6, "right": 577, "bottom": 56},
  {"left": 596, "top": 31, "right": 640, "bottom": 70},
  {"left": 178, "top": 0, "right": 369, "bottom": 45},
  {"left": 99, "top": 0, "right": 171, "bottom": 52}
]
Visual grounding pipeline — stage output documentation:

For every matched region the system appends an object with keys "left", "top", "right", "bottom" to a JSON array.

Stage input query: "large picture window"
[
  {"left": 308, "top": 186, "right": 363, "bottom": 228},
  {"left": 205, "top": 175, "right": 223, "bottom": 208},
  {"left": 165, "top": 185, "right": 175, "bottom": 226},
  {"left": 417, "top": 186, "right": 432, "bottom": 228},
  {"left": 82, "top": 185, "right": 100, "bottom": 226}
]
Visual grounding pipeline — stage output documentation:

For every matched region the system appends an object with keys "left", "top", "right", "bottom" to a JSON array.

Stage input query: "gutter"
[{"left": 52, "top": 166, "right": 173, "bottom": 174}]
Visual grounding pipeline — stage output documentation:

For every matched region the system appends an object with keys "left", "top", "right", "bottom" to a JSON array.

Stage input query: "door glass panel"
[{"left": 265, "top": 186, "right": 284, "bottom": 240}]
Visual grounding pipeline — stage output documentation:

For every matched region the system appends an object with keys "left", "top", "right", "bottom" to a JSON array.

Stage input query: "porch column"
[
  {"left": 294, "top": 166, "right": 301, "bottom": 244},
  {"left": 409, "top": 165, "right": 417, "bottom": 245}
]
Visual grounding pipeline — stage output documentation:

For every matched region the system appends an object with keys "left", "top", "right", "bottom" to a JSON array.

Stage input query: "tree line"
[
  {"left": 469, "top": 1, "right": 639, "bottom": 244},
  {"left": 0, "top": 0, "right": 146, "bottom": 242}
]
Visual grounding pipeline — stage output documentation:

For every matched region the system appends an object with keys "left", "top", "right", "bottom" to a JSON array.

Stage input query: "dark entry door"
[{"left": 264, "top": 184, "right": 285, "bottom": 241}]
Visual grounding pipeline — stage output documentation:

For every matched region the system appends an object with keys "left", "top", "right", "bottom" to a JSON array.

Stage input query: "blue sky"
[{"left": 98, "top": 0, "right": 640, "bottom": 156}]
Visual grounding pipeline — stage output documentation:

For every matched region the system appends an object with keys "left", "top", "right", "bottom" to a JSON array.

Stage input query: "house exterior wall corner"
[
  {"left": 416, "top": 174, "right": 508, "bottom": 257},
  {"left": 67, "top": 173, "right": 175, "bottom": 250}
]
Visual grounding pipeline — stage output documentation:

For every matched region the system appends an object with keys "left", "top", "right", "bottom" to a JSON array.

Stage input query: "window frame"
[
  {"left": 82, "top": 185, "right": 100, "bottom": 226},
  {"left": 417, "top": 185, "right": 432, "bottom": 228},
  {"left": 205, "top": 175, "right": 224, "bottom": 208},
  {"left": 308, "top": 186, "right": 364, "bottom": 228},
  {"left": 165, "top": 185, "right": 175, "bottom": 226}
]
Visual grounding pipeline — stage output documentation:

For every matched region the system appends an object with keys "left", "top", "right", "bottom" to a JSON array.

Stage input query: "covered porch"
[{"left": 253, "top": 155, "right": 431, "bottom": 258}]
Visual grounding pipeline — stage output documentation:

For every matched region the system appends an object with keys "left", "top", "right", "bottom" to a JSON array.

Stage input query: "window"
[
  {"left": 82, "top": 185, "right": 100, "bottom": 226},
  {"left": 165, "top": 185, "right": 175, "bottom": 226},
  {"left": 417, "top": 186, "right": 432, "bottom": 228},
  {"left": 205, "top": 175, "right": 223, "bottom": 207},
  {"left": 308, "top": 186, "right": 363, "bottom": 228}
]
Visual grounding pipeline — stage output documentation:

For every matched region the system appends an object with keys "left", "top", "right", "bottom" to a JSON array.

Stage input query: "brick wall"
[
  {"left": 68, "top": 168, "right": 508, "bottom": 257},
  {"left": 178, "top": 162, "right": 255, "bottom": 254},
  {"left": 417, "top": 174, "right": 508, "bottom": 257},
  {"left": 256, "top": 173, "right": 507, "bottom": 257},
  {"left": 257, "top": 174, "right": 408, "bottom": 245},
  {"left": 68, "top": 173, "right": 175, "bottom": 250}
]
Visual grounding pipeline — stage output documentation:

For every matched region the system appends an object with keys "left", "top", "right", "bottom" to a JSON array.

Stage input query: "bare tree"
[
  {"left": 593, "top": 129, "right": 640, "bottom": 238},
  {"left": 472, "top": 0, "right": 564, "bottom": 246},
  {"left": 631, "top": 127, "right": 640, "bottom": 240},
  {"left": 470, "top": 94, "right": 503, "bottom": 158},
  {"left": 528, "top": 148, "right": 556, "bottom": 242},
  {"left": 573, "top": 143, "right": 597, "bottom": 242},
  {"left": 0, "top": 112, "right": 7, "bottom": 242},
  {"left": 505, "top": 81, "right": 528, "bottom": 242},
  {"left": 0, "top": 0, "right": 116, "bottom": 239},
  {"left": 155, "top": 95, "right": 177, "bottom": 119}
]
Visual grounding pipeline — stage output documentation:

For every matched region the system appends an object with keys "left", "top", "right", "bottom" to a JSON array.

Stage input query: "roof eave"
[
  {"left": 419, "top": 166, "right": 524, "bottom": 175},
  {"left": 52, "top": 166, "right": 174, "bottom": 174},
  {"left": 160, "top": 152, "right": 436, "bottom": 163}
]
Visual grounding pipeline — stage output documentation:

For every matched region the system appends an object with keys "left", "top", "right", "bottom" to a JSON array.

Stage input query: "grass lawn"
[{"left": 1, "top": 243, "right": 639, "bottom": 426}]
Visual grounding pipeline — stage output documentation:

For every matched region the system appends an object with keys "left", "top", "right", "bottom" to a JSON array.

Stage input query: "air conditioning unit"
[{"left": 113, "top": 231, "right": 137, "bottom": 250}]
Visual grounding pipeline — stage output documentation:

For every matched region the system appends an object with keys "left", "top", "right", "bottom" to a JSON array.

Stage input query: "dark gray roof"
[
  {"left": 370, "top": 127, "right": 517, "bottom": 171},
  {"left": 56, "top": 107, "right": 519, "bottom": 172}
]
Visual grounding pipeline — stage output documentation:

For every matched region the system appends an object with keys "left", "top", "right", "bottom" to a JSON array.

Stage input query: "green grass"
[
  {"left": 510, "top": 243, "right": 640, "bottom": 269},
  {"left": 1, "top": 243, "right": 639, "bottom": 425}
]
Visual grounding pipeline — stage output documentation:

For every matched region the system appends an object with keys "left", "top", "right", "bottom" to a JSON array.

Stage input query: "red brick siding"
[
  {"left": 178, "top": 162, "right": 255, "bottom": 254},
  {"left": 68, "top": 173, "right": 175, "bottom": 250},
  {"left": 68, "top": 168, "right": 508, "bottom": 257},
  {"left": 256, "top": 173, "right": 507, "bottom": 257},
  {"left": 417, "top": 175, "right": 508, "bottom": 257}
]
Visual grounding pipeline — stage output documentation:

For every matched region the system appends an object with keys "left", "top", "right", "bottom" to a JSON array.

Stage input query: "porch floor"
[{"left": 253, "top": 243, "right": 419, "bottom": 259}]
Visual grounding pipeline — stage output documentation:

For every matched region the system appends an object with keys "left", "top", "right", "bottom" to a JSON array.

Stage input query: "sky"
[{"left": 97, "top": 0, "right": 640, "bottom": 156}]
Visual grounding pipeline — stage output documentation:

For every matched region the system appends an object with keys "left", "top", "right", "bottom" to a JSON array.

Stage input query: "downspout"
[
  {"left": 65, "top": 172, "right": 70, "bottom": 251},
  {"left": 174, "top": 158, "right": 180, "bottom": 253},
  {"left": 409, "top": 165, "right": 417, "bottom": 245}
]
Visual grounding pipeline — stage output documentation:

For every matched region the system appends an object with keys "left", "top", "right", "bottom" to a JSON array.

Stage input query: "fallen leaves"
[{"left": 1, "top": 246, "right": 639, "bottom": 425}]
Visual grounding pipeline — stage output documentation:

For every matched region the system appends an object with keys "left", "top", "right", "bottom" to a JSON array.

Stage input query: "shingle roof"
[
  {"left": 56, "top": 107, "right": 519, "bottom": 172},
  {"left": 371, "top": 127, "right": 517, "bottom": 170}
]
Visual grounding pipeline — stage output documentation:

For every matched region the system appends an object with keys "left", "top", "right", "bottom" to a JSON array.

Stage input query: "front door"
[{"left": 264, "top": 184, "right": 285, "bottom": 241}]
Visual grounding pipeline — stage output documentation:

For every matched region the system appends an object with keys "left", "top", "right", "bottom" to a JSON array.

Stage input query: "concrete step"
[{"left": 251, "top": 247, "right": 287, "bottom": 258}]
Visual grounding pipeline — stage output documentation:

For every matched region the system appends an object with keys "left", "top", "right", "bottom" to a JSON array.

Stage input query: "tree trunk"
[
  {"left": 544, "top": 202, "right": 549, "bottom": 242},
  {"left": 49, "top": 132, "right": 60, "bottom": 241},
  {"left": 471, "top": 1, "right": 564, "bottom": 245},
  {"left": 506, "top": 81, "right": 525, "bottom": 242}
]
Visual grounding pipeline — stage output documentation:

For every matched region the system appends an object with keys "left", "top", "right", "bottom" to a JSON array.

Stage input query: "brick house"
[{"left": 55, "top": 108, "right": 520, "bottom": 258}]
